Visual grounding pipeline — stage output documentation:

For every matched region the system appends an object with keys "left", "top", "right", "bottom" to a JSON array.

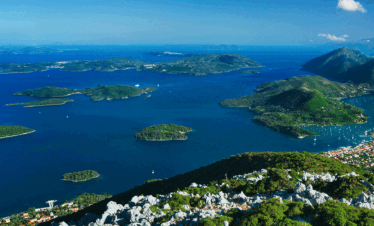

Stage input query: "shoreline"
[
  {"left": 61, "top": 174, "right": 100, "bottom": 182},
  {"left": 0, "top": 130, "right": 35, "bottom": 140}
]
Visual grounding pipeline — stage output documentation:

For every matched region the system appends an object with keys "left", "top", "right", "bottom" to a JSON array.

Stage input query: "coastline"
[
  {"left": 0, "top": 130, "right": 35, "bottom": 140},
  {"left": 61, "top": 174, "right": 100, "bottom": 182}
]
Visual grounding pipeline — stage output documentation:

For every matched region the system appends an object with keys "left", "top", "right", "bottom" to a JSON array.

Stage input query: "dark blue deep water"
[{"left": 1, "top": 46, "right": 373, "bottom": 217}]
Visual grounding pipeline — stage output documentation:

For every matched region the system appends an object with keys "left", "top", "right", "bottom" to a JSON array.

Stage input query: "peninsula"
[
  {"left": 220, "top": 75, "right": 371, "bottom": 138},
  {"left": 135, "top": 124, "right": 192, "bottom": 141},
  {"left": 0, "top": 126, "right": 35, "bottom": 139},
  {"left": 62, "top": 170, "right": 100, "bottom": 182},
  {"left": 0, "top": 53, "right": 263, "bottom": 76},
  {"left": 7, "top": 98, "right": 73, "bottom": 107}
]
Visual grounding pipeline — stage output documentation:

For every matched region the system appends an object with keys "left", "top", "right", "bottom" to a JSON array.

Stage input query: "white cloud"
[
  {"left": 318, "top": 33, "right": 347, "bottom": 41},
  {"left": 337, "top": 0, "right": 367, "bottom": 13}
]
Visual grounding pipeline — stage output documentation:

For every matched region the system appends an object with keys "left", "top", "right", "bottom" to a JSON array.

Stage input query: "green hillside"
[
  {"left": 301, "top": 47, "right": 371, "bottom": 79},
  {"left": 220, "top": 75, "right": 370, "bottom": 138},
  {"left": 40, "top": 151, "right": 374, "bottom": 226}
]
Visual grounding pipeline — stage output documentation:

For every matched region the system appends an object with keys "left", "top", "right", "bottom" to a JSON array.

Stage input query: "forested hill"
[
  {"left": 301, "top": 47, "right": 371, "bottom": 80},
  {"left": 220, "top": 75, "right": 372, "bottom": 138}
]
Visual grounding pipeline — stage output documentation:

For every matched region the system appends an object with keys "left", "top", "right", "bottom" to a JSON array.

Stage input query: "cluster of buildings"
[
  {"left": 321, "top": 141, "right": 374, "bottom": 169},
  {"left": 1, "top": 202, "right": 84, "bottom": 225}
]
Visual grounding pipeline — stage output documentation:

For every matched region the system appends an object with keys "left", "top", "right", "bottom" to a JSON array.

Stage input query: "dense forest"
[
  {"left": 0, "top": 126, "right": 34, "bottom": 139},
  {"left": 135, "top": 124, "right": 192, "bottom": 141},
  {"left": 62, "top": 170, "right": 99, "bottom": 182}
]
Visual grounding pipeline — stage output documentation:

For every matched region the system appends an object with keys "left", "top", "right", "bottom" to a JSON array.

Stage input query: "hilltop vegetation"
[
  {"left": 14, "top": 86, "right": 80, "bottom": 97},
  {"left": 0, "top": 126, "right": 34, "bottom": 139},
  {"left": 42, "top": 151, "right": 374, "bottom": 226},
  {"left": 220, "top": 75, "right": 371, "bottom": 138},
  {"left": 62, "top": 170, "right": 99, "bottom": 182},
  {"left": 7, "top": 98, "right": 73, "bottom": 107},
  {"left": 301, "top": 47, "right": 371, "bottom": 80},
  {"left": 135, "top": 124, "right": 192, "bottom": 141},
  {"left": 140, "top": 53, "right": 263, "bottom": 75},
  {"left": 83, "top": 85, "right": 155, "bottom": 101}
]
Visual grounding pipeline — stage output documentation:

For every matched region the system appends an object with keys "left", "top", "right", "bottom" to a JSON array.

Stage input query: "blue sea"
[{"left": 1, "top": 46, "right": 373, "bottom": 217}]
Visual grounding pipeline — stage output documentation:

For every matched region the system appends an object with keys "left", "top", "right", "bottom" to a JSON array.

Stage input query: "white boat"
[
  {"left": 135, "top": 84, "right": 139, "bottom": 87},
  {"left": 152, "top": 170, "right": 154, "bottom": 174},
  {"left": 67, "top": 116, "right": 69, "bottom": 118},
  {"left": 157, "top": 84, "right": 159, "bottom": 87}
]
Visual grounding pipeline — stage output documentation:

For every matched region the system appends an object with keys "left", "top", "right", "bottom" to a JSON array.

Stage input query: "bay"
[{"left": 1, "top": 47, "right": 371, "bottom": 217}]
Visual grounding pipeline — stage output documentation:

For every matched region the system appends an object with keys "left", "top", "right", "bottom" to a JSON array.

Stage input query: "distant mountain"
[
  {"left": 301, "top": 47, "right": 371, "bottom": 80},
  {"left": 321, "top": 38, "right": 374, "bottom": 55}
]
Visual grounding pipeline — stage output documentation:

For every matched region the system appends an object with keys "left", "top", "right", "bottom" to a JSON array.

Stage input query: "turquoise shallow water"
[{"left": 1, "top": 47, "right": 372, "bottom": 217}]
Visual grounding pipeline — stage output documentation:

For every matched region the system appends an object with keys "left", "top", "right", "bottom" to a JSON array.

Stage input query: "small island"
[
  {"left": 83, "top": 85, "right": 155, "bottom": 101},
  {"left": 240, "top": 70, "right": 260, "bottom": 74},
  {"left": 62, "top": 170, "right": 100, "bottom": 182},
  {"left": 0, "top": 126, "right": 35, "bottom": 139},
  {"left": 7, "top": 98, "right": 73, "bottom": 107},
  {"left": 135, "top": 124, "right": 192, "bottom": 141},
  {"left": 220, "top": 75, "right": 372, "bottom": 138},
  {"left": 14, "top": 86, "right": 81, "bottom": 97}
]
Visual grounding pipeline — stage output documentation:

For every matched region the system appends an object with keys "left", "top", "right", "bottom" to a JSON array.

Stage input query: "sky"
[{"left": 0, "top": 0, "right": 374, "bottom": 46}]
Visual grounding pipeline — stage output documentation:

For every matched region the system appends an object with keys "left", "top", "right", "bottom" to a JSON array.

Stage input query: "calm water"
[{"left": 1, "top": 47, "right": 372, "bottom": 217}]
